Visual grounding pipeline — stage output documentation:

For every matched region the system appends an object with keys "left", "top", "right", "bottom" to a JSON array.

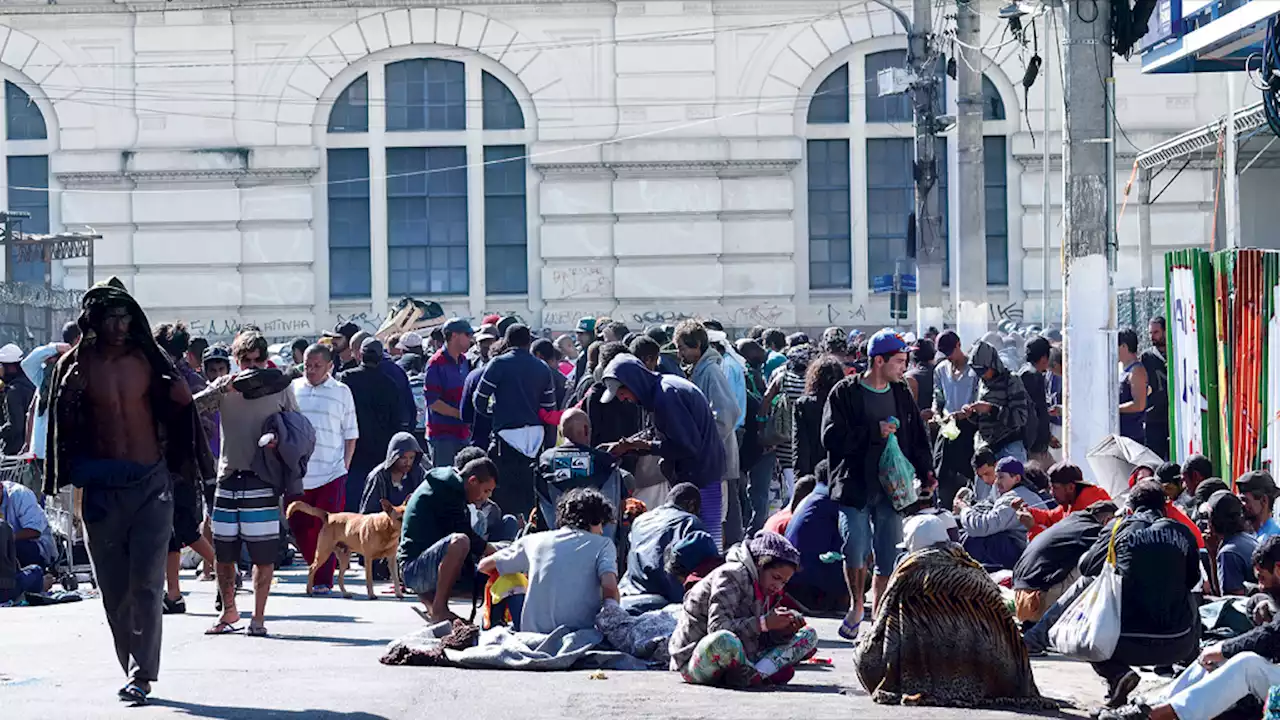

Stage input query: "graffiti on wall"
[
  {"left": 727, "top": 303, "right": 787, "bottom": 329},
  {"left": 188, "top": 317, "right": 313, "bottom": 339},
  {"left": 630, "top": 310, "right": 695, "bottom": 326},
  {"left": 819, "top": 303, "right": 867, "bottom": 326},
  {"left": 335, "top": 311, "right": 386, "bottom": 334},
  {"left": 549, "top": 267, "right": 610, "bottom": 299},
  {"left": 989, "top": 301, "right": 1024, "bottom": 324}
]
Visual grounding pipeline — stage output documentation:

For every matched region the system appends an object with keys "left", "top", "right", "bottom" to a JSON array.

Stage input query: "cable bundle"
[{"left": 1263, "top": 17, "right": 1280, "bottom": 136}]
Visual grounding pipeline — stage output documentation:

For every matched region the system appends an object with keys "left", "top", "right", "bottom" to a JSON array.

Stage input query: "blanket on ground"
[{"left": 381, "top": 603, "right": 679, "bottom": 670}]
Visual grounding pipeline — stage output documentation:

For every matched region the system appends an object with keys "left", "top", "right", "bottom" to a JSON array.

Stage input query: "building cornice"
[
  {"left": 539, "top": 158, "right": 799, "bottom": 179},
  {"left": 55, "top": 167, "right": 318, "bottom": 188}
]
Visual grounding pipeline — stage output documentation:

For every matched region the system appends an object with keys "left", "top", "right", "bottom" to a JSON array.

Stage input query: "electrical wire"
[{"left": 1261, "top": 17, "right": 1280, "bottom": 136}]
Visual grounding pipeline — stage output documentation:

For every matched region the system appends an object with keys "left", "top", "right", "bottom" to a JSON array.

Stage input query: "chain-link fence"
[
  {"left": 1117, "top": 287, "right": 1166, "bottom": 353},
  {"left": 0, "top": 281, "right": 81, "bottom": 347}
]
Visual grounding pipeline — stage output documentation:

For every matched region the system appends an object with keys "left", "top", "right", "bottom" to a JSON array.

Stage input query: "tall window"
[
  {"left": 803, "top": 53, "right": 1010, "bottom": 291},
  {"left": 325, "top": 58, "right": 530, "bottom": 300},
  {"left": 3, "top": 80, "right": 49, "bottom": 285}
]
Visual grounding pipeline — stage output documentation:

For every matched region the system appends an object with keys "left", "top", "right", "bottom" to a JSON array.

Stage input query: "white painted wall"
[{"left": 0, "top": 0, "right": 1231, "bottom": 340}]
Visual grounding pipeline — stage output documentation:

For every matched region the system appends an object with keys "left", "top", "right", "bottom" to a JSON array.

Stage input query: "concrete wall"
[{"left": 0, "top": 0, "right": 1231, "bottom": 339}]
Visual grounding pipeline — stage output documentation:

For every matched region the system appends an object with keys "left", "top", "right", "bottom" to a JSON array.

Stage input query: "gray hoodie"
[
  {"left": 359, "top": 432, "right": 426, "bottom": 513},
  {"left": 689, "top": 348, "right": 739, "bottom": 480},
  {"left": 960, "top": 483, "right": 1046, "bottom": 538}
]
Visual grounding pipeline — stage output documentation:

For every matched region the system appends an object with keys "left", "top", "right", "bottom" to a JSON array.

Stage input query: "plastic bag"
[
  {"left": 878, "top": 418, "right": 919, "bottom": 511},
  {"left": 1049, "top": 521, "right": 1124, "bottom": 661}
]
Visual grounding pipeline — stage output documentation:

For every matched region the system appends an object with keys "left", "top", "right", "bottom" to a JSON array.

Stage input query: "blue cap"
[
  {"left": 995, "top": 456, "right": 1024, "bottom": 477},
  {"left": 867, "top": 328, "right": 907, "bottom": 357},
  {"left": 577, "top": 317, "right": 596, "bottom": 333},
  {"left": 442, "top": 318, "right": 474, "bottom": 336}
]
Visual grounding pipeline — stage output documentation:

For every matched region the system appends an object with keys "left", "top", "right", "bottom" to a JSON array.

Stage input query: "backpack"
[
  {"left": 760, "top": 392, "right": 793, "bottom": 447},
  {"left": 406, "top": 371, "right": 427, "bottom": 432}
]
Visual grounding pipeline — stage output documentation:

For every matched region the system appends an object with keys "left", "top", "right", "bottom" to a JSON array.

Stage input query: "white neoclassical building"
[{"left": 0, "top": 0, "right": 1235, "bottom": 339}]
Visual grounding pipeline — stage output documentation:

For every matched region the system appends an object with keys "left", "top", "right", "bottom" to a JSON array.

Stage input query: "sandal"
[
  {"left": 247, "top": 624, "right": 269, "bottom": 637},
  {"left": 163, "top": 596, "right": 186, "bottom": 615},
  {"left": 117, "top": 683, "right": 149, "bottom": 706},
  {"left": 204, "top": 621, "right": 242, "bottom": 636}
]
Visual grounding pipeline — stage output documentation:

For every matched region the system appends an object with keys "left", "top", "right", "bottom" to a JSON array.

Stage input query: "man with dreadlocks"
[{"left": 43, "top": 278, "right": 214, "bottom": 707}]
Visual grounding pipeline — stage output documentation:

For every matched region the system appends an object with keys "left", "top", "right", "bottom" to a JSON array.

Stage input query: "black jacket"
[
  {"left": 0, "top": 373, "right": 34, "bottom": 455},
  {"left": 1016, "top": 364, "right": 1051, "bottom": 454},
  {"left": 822, "top": 376, "right": 931, "bottom": 510},
  {"left": 792, "top": 394, "right": 825, "bottom": 478},
  {"left": 1224, "top": 597, "right": 1280, "bottom": 661},
  {"left": 1080, "top": 510, "right": 1199, "bottom": 639},
  {"left": 1013, "top": 511, "right": 1104, "bottom": 590},
  {"left": 339, "top": 363, "right": 402, "bottom": 470}
]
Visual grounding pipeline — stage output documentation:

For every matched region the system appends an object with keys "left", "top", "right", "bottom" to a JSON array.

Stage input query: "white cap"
[
  {"left": 903, "top": 331, "right": 918, "bottom": 344},
  {"left": 707, "top": 329, "right": 728, "bottom": 345},
  {"left": 600, "top": 377, "right": 622, "bottom": 403},
  {"left": 899, "top": 513, "right": 953, "bottom": 554},
  {"left": 0, "top": 343, "right": 22, "bottom": 363},
  {"left": 399, "top": 331, "right": 424, "bottom": 349}
]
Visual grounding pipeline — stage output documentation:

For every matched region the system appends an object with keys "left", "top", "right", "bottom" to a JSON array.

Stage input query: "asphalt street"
[{"left": 1, "top": 565, "right": 1118, "bottom": 720}]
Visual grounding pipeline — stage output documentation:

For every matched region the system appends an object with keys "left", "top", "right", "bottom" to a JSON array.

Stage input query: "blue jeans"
[
  {"left": 429, "top": 436, "right": 466, "bottom": 470},
  {"left": 745, "top": 452, "right": 776, "bottom": 535},
  {"left": 838, "top": 496, "right": 903, "bottom": 576},
  {"left": 993, "top": 440, "right": 1027, "bottom": 465},
  {"left": 401, "top": 534, "right": 462, "bottom": 595}
]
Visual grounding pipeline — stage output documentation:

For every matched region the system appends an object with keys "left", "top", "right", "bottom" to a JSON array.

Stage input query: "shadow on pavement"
[
  {"left": 152, "top": 699, "right": 390, "bottom": 719},
  {"left": 270, "top": 633, "right": 392, "bottom": 647},
  {"left": 271, "top": 614, "right": 366, "bottom": 623}
]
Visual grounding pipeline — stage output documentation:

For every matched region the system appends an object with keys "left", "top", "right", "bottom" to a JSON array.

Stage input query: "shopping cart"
[{"left": 0, "top": 453, "right": 96, "bottom": 588}]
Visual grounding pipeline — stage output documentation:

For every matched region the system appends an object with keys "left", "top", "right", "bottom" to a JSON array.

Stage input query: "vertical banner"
[
  {"left": 1166, "top": 248, "right": 1220, "bottom": 472},
  {"left": 1265, "top": 285, "right": 1280, "bottom": 471}
]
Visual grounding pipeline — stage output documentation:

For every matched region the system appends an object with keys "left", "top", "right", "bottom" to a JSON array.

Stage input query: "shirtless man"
[{"left": 43, "top": 278, "right": 213, "bottom": 706}]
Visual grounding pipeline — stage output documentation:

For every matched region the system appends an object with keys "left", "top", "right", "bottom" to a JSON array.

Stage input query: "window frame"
[
  {"left": 318, "top": 52, "right": 534, "bottom": 307},
  {"left": 1, "top": 79, "right": 52, "bottom": 286}
]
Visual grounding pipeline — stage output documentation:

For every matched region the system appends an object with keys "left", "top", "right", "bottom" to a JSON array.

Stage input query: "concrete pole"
[
  {"left": 910, "top": 0, "right": 945, "bottom": 333},
  {"left": 1138, "top": 167, "right": 1153, "bottom": 287},
  {"left": 1225, "top": 73, "right": 1240, "bottom": 249},
  {"left": 955, "top": 0, "right": 987, "bottom": 341},
  {"left": 1042, "top": 12, "right": 1054, "bottom": 324},
  {"left": 1063, "top": 0, "right": 1117, "bottom": 472}
]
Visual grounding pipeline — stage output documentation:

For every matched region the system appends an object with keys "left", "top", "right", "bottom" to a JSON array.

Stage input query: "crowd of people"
[{"left": 7, "top": 279, "right": 1280, "bottom": 720}]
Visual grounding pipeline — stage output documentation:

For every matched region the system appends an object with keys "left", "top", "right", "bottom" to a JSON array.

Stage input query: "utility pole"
[
  {"left": 909, "top": 0, "right": 944, "bottom": 333},
  {"left": 955, "top": 0, "right": 987, "bottom": 342},
  {"left": 1062, "top": 0, "right": 1117, "bottom": 472}
]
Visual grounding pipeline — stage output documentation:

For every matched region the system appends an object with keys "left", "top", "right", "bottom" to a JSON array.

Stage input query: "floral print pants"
[{"left": 682, "top": 627, "right": 818, "bottom": 687}]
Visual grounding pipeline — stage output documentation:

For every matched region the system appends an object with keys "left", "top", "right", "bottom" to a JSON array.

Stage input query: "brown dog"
[{"left": 285, "top": 498, "right": 405, "bottom": 600}]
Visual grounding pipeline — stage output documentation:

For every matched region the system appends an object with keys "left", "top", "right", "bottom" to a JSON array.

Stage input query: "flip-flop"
[
  {"left": 204, "top": 621, "right": 242, "bottom": 635},
  {"left": 837, "top": 617, "right": 862, "bottom": 640},
  {"left": 117, "top": 683, "right": 149, "bottom": 706},
  {"left": 247, "top": 625, "right": 269, "bottom": 637}
]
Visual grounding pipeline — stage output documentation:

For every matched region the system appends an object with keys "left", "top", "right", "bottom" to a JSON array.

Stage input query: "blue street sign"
[
  {"left": 872, "top": 274, "right": 895, "bottom": 294},
  {"left": 900, "top": 274, "right": 917, "bottom": 292}
]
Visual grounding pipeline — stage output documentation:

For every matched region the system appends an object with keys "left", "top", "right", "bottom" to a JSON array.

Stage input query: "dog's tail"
[{"left": 286, "top": 501, "right": 327, "bottom": 521}]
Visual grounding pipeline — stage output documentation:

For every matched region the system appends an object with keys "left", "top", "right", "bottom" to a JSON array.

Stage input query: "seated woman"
[
  {"left": 856, "top": 513, "right": 1054, "bottom": 709},
  {"left": 668, "top": 532, "right": 817, "bottom": 688}
]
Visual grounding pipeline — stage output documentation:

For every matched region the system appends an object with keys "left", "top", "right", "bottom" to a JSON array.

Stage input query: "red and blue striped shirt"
[{"left": 424, "top": 348, "right": 470, "bottom": 440}]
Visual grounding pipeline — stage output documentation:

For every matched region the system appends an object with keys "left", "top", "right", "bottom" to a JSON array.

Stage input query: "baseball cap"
[
  {"left": 899, "top": 514, "right": 953, "bottom": 554},
  {"left": 576, "top": 317, "right": 597, "bottom": 333},
  {"left": 995, "top": 456, "right": 1024, "bottom": 477},
  {"left": 820, "top": 326, "right": 848, "bottom": 352},
  {"left": 360, "top": 337, "right": 383, "bottom": 358},
  {"left": 867, "top": 328, "right": 907, "bottom": 357},
  {"left": 202, "top": 346, "right": 231, "bottom": 366},
  {"left": 474, "top": 323, "right": 499, "bottom": 342},
  {"left": 601, "top": 377, "right": 623, "bottom": 403},
  {"left": 442, "top": 317, "right": 474, "bottom": 336},
  {"left": 483, "top": 314, "right": 501, "bottom": 325},
  {"left": 399, "top": 331, "right": 424, "bottom": 349},
  {"left": 1237, "top": 470, "right": 1280, "bottom": 498},
  {"left": 0, "top": 343, "right": 22, "bottom": 363},
  {"left": 333, "top": 321, "right": 360, "bottom": 340}
]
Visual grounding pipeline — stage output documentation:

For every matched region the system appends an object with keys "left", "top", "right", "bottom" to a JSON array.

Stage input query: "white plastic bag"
[{"left": 1049, "top": 520, "right": 1124, "bottom": 662}]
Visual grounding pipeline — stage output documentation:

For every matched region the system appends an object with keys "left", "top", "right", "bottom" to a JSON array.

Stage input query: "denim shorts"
[
  {"left": 838, "top": 495, "right": 903, "bottom": 576},
  {"left": 401, "top": 534, "right": 462, "bottom": 595}
]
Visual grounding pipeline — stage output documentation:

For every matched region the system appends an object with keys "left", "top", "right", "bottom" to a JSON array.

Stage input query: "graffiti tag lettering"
[
  {"left": 187, "top": 317, "right": 312, "bottom": 340},
  {"left": 631, "top": 310, "right": 694, "bottom": 326},
  {"left": 549, "top": 267, "right": 610, "bottom": 298}
]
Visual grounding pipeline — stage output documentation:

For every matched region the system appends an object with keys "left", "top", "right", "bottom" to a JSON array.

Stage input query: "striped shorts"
[{"left": 212, "top": 471, "right": 281, "bottom": 566}]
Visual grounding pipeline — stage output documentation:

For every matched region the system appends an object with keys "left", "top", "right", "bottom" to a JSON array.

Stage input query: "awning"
[
  {"left": 1142, "top": 1, "right": 1280, "bottom": 74},
  {"left": 1136, "top": 101, "right": 1280, "bottom": 170}
]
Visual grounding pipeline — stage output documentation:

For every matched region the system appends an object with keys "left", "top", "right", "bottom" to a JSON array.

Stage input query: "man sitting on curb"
[
  {"left": 954, "top": 457, "right": 1044, "bottom": 571},
  {"left": 398, "top": 457, "right": 498, "bottom": 623}
]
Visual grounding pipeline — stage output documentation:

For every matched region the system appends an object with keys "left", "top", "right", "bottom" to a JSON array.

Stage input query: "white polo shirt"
[{"left": 291, "top": 375, "right": 360, "bottom": 490}]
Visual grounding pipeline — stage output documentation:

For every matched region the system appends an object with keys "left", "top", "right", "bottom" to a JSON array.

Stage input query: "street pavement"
[{"left": 2, "top": 565, "right": 1119, "bottom": 719}]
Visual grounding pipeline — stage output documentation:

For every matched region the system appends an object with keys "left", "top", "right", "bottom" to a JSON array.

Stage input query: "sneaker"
[
  {"left": 1105, "top": 671, "right": 1141, "bottom": 709},
  {"left": 1098, "top": 704, "right": 1153, "bottom": 720},
  {"left": 312, "top": 586, "right": 332, "bottom": 596},
  {"left": 162, "top": 596, "right": 186, "bottom": 615}
]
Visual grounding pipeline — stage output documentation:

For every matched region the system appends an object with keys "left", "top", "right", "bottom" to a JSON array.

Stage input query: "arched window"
[
  {"left": 803, "top": 51, "right": 1010, "bottom": 290},
  {"left": 3, "top": 80, "right": 50, "bottom": 285},
  {"left": 324, "top": 56, "right": 531, "bottom": 300}
]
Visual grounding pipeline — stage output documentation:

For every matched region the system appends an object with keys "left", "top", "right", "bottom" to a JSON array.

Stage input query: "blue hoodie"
[{"left": 604, "top": 356, "right": 724, "bottom": 488}]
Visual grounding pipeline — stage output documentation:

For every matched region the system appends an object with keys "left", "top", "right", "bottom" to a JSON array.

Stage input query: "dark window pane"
[
  {"left": 870, "top": 138, "right": 949, "bottom": 287},
  {"left": 484, "top": 145, "right": 527, "bottom": 293},
  {"left": 865, "top": 50, "right": 946, "bottom": 124},
  {"left": 984, "top": 136, "right": 1009, "bottom": 285},
  {"left": 482, "top": 71, "right": 525, "bottom": 130},
  {"left": 6, "top": 82, "right": 46, "bottom": 141},
  {"left": 983, "top": 76, "right": 1006, "bottom": 121},
  {"left": 328, "top": 74, "right": 369, "bottom": 133},
  {"left": 386, "top": 146, "right": 468, "bottom": 295},
  {"left": 806, "top": 140, "right": 851, "bottom": 290},
  {"left": 386, "top": 59, "right": 465, "bottom": 132},
  {"left": 808, "top": 64, "right": 849, "bottom": 124},
  {"left": 327, "top": 149, "right": 371, "bottom": 297},
  {"left": 7, "top": 155, "right": 48, "bottom": 284}
]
